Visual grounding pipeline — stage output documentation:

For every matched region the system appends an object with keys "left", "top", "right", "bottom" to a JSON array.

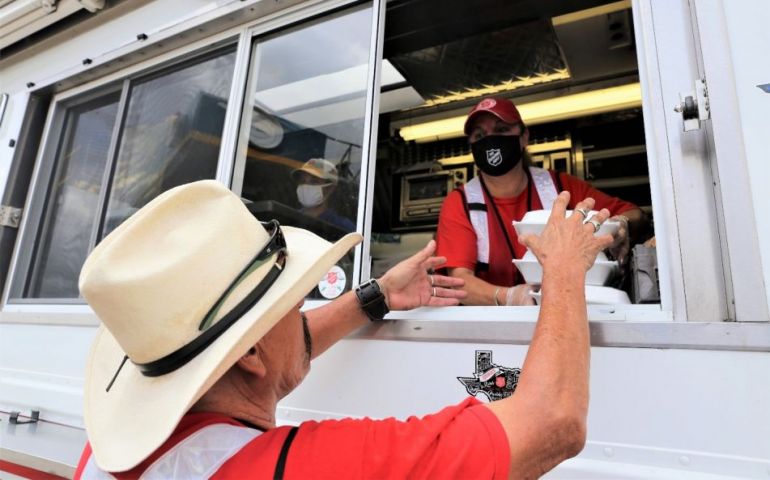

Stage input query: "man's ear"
[
  {"left": 520, "top": 126, "right": 529, "bottom": 149},
  {"left": 236, "top": 346, "right": 267, "bottom": 379}
]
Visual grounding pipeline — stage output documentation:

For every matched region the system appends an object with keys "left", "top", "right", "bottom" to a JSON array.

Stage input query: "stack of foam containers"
[{"left": 511, "top": 210, "right": 630, "bottom": 305}]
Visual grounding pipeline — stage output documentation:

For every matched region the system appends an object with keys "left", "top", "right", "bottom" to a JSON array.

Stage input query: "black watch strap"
[{"left": 355, "top": 279, "right": 389, "bottom": 321}]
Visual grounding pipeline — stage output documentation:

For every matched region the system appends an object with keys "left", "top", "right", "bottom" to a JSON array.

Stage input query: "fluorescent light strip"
[
  {"left": 399, "top": 83, "right": 642, "bottom": 143},
  {"left": 527, "top": 138, "right": 572, "bottom": 154},
  {"left": 552, "top": 0, "right": 631, "bottom": 26},
  {"left": 423, "top": 70, "right": 571, "bottom": 107}
]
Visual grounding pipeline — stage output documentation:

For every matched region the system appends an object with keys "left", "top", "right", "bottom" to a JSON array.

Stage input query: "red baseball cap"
[{"left": 463, "top": 97, "right": 523, "bottom": 135}]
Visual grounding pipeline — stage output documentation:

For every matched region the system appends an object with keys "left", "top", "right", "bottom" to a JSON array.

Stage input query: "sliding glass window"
[
  {"left": 12, "top": 46, "right": 237, "bottom": 301},
  {"left": 26, "top": 93, "right": 121, "bottom": 298},
  {"left": 234, "top": 5, "right": 375, "bottom": 300}
]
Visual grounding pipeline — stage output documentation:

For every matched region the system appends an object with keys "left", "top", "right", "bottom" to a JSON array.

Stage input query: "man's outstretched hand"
[
  {"left": 378, "top": 240, "right": 467, "bottom": 311},
  {"left": 519, "top": 192, "right": 614, "bottom": 273}
]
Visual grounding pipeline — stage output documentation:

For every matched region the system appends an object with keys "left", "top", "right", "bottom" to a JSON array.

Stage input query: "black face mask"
[{"left": 471, "top": 135, "right": 522, "bottom": 177}]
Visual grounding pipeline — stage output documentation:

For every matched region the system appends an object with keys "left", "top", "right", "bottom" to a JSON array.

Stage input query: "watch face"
[{"left": 318, "top": 265, "right": 346, "bottom": 299}]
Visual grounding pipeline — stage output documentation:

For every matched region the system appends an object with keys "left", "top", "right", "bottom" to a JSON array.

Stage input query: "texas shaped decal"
[{"left": 457, "top": 350, "right": 521, "bottom": 401}]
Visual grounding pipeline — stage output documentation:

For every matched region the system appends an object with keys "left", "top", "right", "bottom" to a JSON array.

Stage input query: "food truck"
[{"left": 0, "top": 0, "right": 768, "bottom": 477}]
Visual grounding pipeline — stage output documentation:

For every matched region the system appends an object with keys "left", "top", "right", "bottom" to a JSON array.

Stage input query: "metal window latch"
[
  {"left": 674, "top": 78, "right": 710, "bottom": 132},
  {"left": 9, "top": 410, "right": 39, "bottom": 425},
  {"left": 0, "top": 205, "right": 22, "bottom": 228},
  {"left": 41, "top": 0, "right": 57, "bottom": 13}
]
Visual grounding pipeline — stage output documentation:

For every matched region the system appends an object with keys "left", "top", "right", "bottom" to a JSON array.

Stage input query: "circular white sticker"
[{"left": 318, "top": 265, "right": 346, "bottom": 299}]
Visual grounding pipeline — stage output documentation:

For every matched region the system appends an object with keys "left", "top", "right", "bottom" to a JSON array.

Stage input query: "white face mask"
[{"left": 296, "top": 184, "right": 325, "bottom": 208}]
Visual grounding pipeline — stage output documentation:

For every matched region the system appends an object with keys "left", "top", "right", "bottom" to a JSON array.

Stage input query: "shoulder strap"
[
  {"left": 528, "top": 167, "right": 558, "bottom": 210},
  {"left": 142, "top": 424, "right": 260, "bottom": 479},
  {"left": 478, "top": 176, "right": 516, "bottom": 262},
  {"left": 462, "top": 177, "right": 490, "bottom": 268},
  {"left": 74, "top": 423, "right": 265, "bottom": 480},
  {"left": 273, "top": 426, "right": 299, "bottom": 480},
  {"left": 462, "top": 177, "right": 487, "bottom": 212}
]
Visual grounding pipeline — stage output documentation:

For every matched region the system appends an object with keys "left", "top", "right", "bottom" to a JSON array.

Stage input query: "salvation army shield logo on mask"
[
  {"left": 485, "top": 148, "right": 502, "bottom": 167},
  {"left": 471, "top": 135, "right": 523, "bottom": 177}
]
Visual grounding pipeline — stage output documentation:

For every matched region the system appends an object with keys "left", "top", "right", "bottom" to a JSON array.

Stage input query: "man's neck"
[
  {"left": 191, "top": 372, "right": 279, "bottom": 431},
  {"left": 481, "top": 164, "right": 528, "bottom": 198}
]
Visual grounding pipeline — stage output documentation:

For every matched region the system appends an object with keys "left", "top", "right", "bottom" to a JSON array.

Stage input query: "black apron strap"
[
  {"left": 273, "top": 426, "right": 299, "bottom": 480},
  {"left": 526, "top": 168, "right": 534, "bottom": 211},
  {"left": 479, "top": 176, "right": 516, "bottom": 260},
  {"left": 553, "top": 170, "right": 564, "bottom": 193}
]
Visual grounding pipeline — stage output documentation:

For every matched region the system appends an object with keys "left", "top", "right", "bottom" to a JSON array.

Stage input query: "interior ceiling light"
[
  {"left": 399, "top": 83, "right": 642, "bottom": 143},
  {"left": 551, "top": 0, "right": 631, "bottom": 26},
  {"left": 421, "top": 70, "right": 571, "bottom": 108}
]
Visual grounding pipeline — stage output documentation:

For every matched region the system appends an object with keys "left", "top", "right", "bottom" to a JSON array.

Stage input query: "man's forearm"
[
  {"left": 305, "top": 291, "right": 369, "bottom": 360},
  {"left": 485, "top": 193, "right": 610, "bottom": 477},
  {"left": 305, "top": 240, "right": 466, "bottom": 360},
  {"left": 486, "top": 265, "right": 590, "bottom": 476},
  {"left": 518, "top": 265, "right": 590, "bottom": 419}
]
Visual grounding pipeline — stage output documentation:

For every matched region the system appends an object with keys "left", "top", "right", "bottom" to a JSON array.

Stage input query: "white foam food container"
[
  {"left": 513, "top": 256, "right": 619, "bottom": 286},
  {"left": 513, "top": 209, "right": 620, "bottom": 238},
  {"left": 528, "top": 285, "right": 631, "bottom": 305}
]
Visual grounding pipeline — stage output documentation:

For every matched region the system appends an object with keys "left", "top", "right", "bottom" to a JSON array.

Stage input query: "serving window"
[{"left": 369, "top": 0, "right": 662, "bottom": 317}]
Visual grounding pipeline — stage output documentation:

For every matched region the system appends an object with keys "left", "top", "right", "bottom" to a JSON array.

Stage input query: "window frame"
[
  {"left": 3, "top": 38, "right": 243, "bottom": 309},
  {"left": 342, "top": 0, "right": 748, "bottom": 340},
  {"left": 342, "top": 1, "right": 675, "bottom": 325},
  {"left": 229, "top": 0, "right": 384, "bottom": 290},
  {"left": 24, "top": 85, "right": 125, "bottom": 301}
]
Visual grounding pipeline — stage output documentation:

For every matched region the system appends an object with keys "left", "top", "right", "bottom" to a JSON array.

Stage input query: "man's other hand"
[
  {"left": 379, "top": 240, "right": 467, "bottom": 310},
  {"left": 519, "top": 192, "right": 614, "bottom": 273}
]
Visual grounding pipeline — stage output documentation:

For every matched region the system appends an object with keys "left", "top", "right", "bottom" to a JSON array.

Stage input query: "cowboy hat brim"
[{"left": 84, "top": 227, "right": 362, "bottom": 472}]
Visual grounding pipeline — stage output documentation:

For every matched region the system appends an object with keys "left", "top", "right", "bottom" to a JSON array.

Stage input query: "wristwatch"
[{"left": 354, "top": 278, "right": 389, "bottom": 321}]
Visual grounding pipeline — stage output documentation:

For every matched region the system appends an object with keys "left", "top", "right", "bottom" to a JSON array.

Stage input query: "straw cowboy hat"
[{"left": 79, "top": 180, "right": 361, "bottom": 472}]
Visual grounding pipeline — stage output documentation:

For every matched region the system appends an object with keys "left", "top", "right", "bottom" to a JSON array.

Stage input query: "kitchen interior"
[{"left": 369, "top": 0, "right": 658, "bottom": 304}]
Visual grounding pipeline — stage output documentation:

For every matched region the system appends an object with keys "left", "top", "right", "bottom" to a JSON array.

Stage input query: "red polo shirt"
[
  {"left": 436, "top": 170, "right": 637, "bottom": 287},
  {"left": 75, "top": 397, "right": 510, "bottom": 479}
]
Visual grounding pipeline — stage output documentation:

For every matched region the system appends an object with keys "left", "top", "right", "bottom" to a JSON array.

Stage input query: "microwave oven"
[{"left": 399, "top": 167, "right": 469, "bottom": 223}]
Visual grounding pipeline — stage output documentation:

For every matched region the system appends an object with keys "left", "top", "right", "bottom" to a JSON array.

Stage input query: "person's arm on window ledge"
[{"left": 447, "top": 267, "right": 535, "bottom": 306}]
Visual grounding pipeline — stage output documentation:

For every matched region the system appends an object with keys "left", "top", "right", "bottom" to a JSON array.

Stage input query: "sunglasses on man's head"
[{"left": 107, "top": 220, "right": 290, "bottom": 387}]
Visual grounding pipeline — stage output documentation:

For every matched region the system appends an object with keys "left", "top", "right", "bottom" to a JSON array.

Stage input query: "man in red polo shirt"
[
  {"left": 75, "top": 180, "right": 612, "bottom": 479},
  {"left": 436, "top": 96, "right": 647, "bottom": 305}
]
